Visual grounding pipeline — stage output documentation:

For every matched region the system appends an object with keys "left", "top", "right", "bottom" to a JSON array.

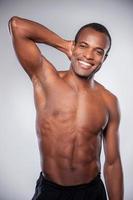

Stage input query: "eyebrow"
[
  {"left": 79, "top": 41, "right": 88, "bottom": 45},
  {"left": 95, "top": 47, "right": 104, "bottom": 52}
]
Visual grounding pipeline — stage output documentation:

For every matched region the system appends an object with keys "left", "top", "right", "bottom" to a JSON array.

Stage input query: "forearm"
[
  {"left": 9, "top": 16, "right": 70, "bottom": 55},
  {"left": 104, "top": 159, "right": 124, "bottom": 200}
]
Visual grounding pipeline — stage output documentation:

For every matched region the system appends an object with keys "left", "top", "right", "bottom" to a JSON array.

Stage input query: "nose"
[{"left": 83, "top": 48, "right": 94, "bottom": 60}]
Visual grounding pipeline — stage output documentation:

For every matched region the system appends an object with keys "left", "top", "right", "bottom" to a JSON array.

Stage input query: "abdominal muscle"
[{"left": 36, "top": 112, "right": 102, "bottom": 186}]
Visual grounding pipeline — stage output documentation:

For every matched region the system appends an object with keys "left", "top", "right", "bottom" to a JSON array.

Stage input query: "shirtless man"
[{"left": 9, "top": 16, "right": 123, "bottom": 200}]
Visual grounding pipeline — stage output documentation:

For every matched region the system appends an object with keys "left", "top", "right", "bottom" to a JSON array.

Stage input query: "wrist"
[{"left": 63, "top": 40, "right": 73, "bottom": 59}]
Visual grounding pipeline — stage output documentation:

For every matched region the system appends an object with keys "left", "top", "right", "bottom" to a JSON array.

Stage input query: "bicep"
[
  {"left": 103, "top": 125, "right": 120, "bottom": 165},
  {"left": 103, "top": 97, "right": 121, "bottom": 164}
]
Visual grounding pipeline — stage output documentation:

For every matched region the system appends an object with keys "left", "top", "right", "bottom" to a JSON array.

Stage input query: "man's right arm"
[{"left": 8, "top": 16, "right": 72, "bottom": 79}]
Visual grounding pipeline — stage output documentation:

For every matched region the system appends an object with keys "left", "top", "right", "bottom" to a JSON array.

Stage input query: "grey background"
[{"left": 0, "top": 0, "right": 133, "bottom": 199}]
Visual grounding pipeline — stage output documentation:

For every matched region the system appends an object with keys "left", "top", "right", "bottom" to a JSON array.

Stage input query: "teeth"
[{"left": 79, "top": 60, "right": 92, "bottom": 67}]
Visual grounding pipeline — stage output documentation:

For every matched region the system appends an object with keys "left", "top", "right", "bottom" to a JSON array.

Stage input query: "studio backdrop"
[{"left": 0, "top": 0, "right": 133, "bottom": 199}]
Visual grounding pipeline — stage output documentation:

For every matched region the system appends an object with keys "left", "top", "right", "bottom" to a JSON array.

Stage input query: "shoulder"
[
  {"left": 95, "top": 81, "right": 120, "bottom": 120},
  {"left": 96, "top": 81, "right": 119, "bottom": 105}
]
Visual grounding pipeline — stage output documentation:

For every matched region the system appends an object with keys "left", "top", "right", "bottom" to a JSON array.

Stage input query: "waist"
[{"left": 40, "top": 172, "right": 101, "bottom": 190}]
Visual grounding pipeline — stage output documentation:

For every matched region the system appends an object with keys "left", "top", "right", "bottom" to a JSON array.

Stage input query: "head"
[{"left": 70, "top": 23, "right": 111, "bottom": 79}]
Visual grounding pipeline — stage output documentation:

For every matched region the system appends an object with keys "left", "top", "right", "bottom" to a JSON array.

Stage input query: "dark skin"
[{"left": 9, "top": 16, "right": 123, "bottom": 199}]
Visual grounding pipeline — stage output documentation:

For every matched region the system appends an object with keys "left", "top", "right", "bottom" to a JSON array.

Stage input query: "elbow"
[
  {"left": 8, "top": 16, "right": 22, "bottom": 34},
  {"left": 104, "top": 156, "right": 122, "bottom": 169}
]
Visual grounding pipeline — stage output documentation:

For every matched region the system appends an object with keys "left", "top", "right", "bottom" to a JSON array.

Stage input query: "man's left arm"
[{"left": 103, "top": 96, "right": 124, "bottom": 200}]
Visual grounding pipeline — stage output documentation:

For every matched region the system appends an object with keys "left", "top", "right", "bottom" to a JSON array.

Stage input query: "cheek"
[
  {"left": 71, "top": 50, "right": 80, "bottom": 63},
  {"left": 71, "top": 55, "right": 76, "bottom": 64},
  {"left": 72, "top": 48, "right": 82, "bottom": 56},
  {"left": 95, "top": 55, "right": 105, "bottom": 65}
]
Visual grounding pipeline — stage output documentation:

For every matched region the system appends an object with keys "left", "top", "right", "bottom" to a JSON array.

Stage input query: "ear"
[{"left": 103, "top": 54, "right": 108, "bottom": 62}]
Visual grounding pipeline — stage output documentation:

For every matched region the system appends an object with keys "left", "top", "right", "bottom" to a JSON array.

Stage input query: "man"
[{"left": 9, "top": 16, "right": 123, "bottom": 200}]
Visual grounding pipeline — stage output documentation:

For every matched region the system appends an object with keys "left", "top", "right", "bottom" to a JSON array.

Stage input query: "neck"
[{"left": 66, "top": 68, "right": 95, "bottom": 92}]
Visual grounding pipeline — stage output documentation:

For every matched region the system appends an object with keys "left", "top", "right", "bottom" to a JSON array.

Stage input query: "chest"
[{"left": 38, "top": 85, "right": 108, "bottom": 132}]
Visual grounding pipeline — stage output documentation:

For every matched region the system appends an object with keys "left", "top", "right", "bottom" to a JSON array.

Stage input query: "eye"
[
  {"left": 78, "top": 43, "right": 88, "bottom": 48},
  {"left": 96, "top": 49, "right": 104, "bottom": 56},
  {"left": 80, "top": 44, "right": 85, "bottom": 47}
]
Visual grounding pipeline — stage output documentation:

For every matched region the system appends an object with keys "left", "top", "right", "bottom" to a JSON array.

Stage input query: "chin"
[
  {"left": 75, "top": 71, "right": 92, "bottom": 79},
  {"left": 71, "top": 66, "right": 90, "bottom": 78}
]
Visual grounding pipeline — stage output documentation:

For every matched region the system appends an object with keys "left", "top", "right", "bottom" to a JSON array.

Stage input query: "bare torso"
[
  {"left": 9, "top": 16, "right": 123, "bottom": 198},
  {"left": 32, "top": 70, "right": 109, "bottom": 186}
]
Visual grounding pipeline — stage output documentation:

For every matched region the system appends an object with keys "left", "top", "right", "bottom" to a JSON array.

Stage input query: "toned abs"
[{"left": 33, "top": 70, "right": 108, "bottom": 186}]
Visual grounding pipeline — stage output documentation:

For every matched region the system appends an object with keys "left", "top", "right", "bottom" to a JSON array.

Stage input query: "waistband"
[{"left": 40, "top": 172, "right": 101, "bottom": 190}]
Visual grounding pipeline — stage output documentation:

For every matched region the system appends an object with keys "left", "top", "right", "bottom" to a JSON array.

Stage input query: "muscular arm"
[
  {"left": 103, "top": 96, "right": 124, "bottom": 200},
  {"left": 8, "top": 16, "right": 72, "bottom": 79}
]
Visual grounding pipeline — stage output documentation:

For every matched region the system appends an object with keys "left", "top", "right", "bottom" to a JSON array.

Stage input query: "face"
[{"left": 70, "top": 28, "right": 110, "bottom": 79}]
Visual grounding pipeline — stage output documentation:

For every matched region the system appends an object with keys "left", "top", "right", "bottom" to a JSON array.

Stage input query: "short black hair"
[{"left": 74, "top": 23, "right": 112, "bottom": 55}]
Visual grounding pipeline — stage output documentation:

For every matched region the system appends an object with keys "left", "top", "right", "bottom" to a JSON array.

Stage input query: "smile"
[{"left": 78, "top": 60, "right": 93, "bottom": 68}]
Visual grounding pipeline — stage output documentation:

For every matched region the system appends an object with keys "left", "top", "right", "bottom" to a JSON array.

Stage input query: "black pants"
[{"left": 32, "top": 172, "right": 107, "bottom": 200}]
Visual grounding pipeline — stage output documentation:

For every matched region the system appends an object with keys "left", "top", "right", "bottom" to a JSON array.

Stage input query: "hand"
[{"left": 65, "top": 40, "right": 73, "bottom": 60}]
